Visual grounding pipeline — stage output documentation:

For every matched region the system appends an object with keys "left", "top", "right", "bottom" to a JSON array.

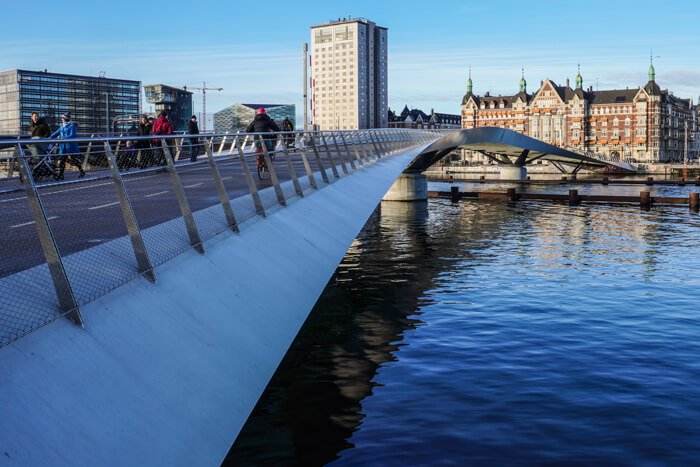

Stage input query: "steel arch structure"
[{"left": 406, "top": 127, "right": 636, "bottom": 173}]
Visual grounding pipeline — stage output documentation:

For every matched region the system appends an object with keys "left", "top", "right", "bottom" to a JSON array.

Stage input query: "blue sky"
[{"left": 3, "top": 0, "right": 699, "bottom": 127}]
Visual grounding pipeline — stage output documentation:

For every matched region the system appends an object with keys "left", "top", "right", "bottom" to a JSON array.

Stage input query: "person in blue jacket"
[{"left": 51, "top": 113, "right": 85, "bottom": 179}]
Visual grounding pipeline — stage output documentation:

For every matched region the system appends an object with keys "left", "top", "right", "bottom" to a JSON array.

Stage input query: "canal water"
[{"left": 226, "top": 182, "right": 700, "bottom": 465}]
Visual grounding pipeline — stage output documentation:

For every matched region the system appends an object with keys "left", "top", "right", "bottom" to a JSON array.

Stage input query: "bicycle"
[
  {"left": 256, "top": 151, "right": 268, "bottom": 180},
  {"left": 254, "top": 138, "right": 276, "bottom": 180}
]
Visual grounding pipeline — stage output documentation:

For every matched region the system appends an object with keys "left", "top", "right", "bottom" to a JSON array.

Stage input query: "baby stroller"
[{"left": 31, "top": 144, "right": 59, "bottom": 182}]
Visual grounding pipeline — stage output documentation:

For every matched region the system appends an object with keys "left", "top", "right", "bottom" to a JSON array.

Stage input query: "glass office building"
[
  {"left": 0, "top": 69, "right": 141, "bottom": 136},
  {"left": 144, "top": 84, "right": 193, "bottom": 132},
  {"left": 214, "top": 103, "right": 296, "bottom": 133}
]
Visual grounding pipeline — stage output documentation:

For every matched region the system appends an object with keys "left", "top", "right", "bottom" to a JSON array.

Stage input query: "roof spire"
[
  {"left": 467, "top": 65, "right": 473, "bottom": 93},
  {"left": 575, "top": 63, "right": 582, "bottom": 89},
  {"left": 519, "top": 67, "right": 526, "bottom": 92},
  {"left": 648, "top": 50, "right": 655, "bottom": 81}
]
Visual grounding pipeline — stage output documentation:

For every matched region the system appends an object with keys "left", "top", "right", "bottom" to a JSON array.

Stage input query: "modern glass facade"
[
  {"left": 0, "top": 69, "right": 141, "bottom": 136},
  {"left": 213, "top": 103, "right": 296, "bottom": 133},
  {"left": 144, "top": 84, "right": 193, "bottom": 132}
]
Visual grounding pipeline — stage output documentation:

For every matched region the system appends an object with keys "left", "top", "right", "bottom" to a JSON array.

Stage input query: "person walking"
[
  {"left": 50, "top": 113, "right": 84, "bottom": 180},
  {"left": 280, "top": 116, "right": 294, "bottom": 149},
  {"left": 152, "top": 111, "right": 173, "bottom": 167},
  {"left": 28, "top": 112, "right": 51, "bottom": 156},
  {"left": 246, "top": 108, "right": 280, "bottom": 153},
  {"left": 187, "top": 115, "right": 200, "bottom": 162},
  {"left": 136, "top": 115, "right": 153, "bottom": 168}
]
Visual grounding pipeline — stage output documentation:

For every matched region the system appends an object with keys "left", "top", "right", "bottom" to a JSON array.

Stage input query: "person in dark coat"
[
  {"left": 280, "top": 116, "right": 294, "bottom": 149},
  {"left": 136, "top": 116, "right": 153, "bottom": 168},
  {"left": 246, "top": 108, "right": 280, "bottom": 153},
  {"left": 187, "top": 115, "right": 200, "bottom": 162},
  {"left": 28, "top": 112, "right": 51, "bottom": 156}
]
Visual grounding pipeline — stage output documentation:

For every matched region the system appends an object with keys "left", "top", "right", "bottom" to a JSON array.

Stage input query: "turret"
[
  {"left": 467, "top": 67, "right": 473, "bottom": 94},
  {"left": 575, "top": 64, "right": 583, "bottom": 89},
  {"left": 519, "top": 68, "right": 526, "bottom": 93}
]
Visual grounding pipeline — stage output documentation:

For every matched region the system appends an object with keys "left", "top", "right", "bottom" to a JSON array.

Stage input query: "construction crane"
[{"left": 185, "top": 82, "right": 223, "bottom": 132}]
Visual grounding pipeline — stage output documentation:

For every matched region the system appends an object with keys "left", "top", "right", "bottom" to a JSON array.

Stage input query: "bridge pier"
[
  {"left": 382, "top": 173, "right": 428, "bottom": 201},
  {"left": 500, "top": 166, "right": 527, "bottom": 180}
]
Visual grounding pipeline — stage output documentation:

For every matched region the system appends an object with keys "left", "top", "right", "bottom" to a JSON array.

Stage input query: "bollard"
[
  {"left": 450, "top": 186, "right": 460, "bottom": 203},
  {"left": 646, "top": 176, "right": 654, "bottom": 186},
  {"left": 568, "top": 189, "right": 580, "bottom": 206},
  {"left": 640, "top": 190, "right": 651, "bottom": 209},
  {"left": 602, "top": 176, "right": 609, "bottom": 185},
  {"left": 690, "top": 192, "right": 699, "bottom": 212},
  {"left": 507, "top": 188, "right": 518, "bottom": 201}
]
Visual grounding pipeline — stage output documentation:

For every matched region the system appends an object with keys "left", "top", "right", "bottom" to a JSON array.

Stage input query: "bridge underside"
[{"left": 406, "top": 127, "right": 636, "bottom": 175}]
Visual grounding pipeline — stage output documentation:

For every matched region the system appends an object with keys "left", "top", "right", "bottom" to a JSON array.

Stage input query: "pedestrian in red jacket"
[{"left": 152, "top": 111, "right": 173, "bottom": 167}]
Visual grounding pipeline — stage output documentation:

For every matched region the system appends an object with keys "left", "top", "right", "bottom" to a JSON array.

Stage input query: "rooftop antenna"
[{"left": 99, "top": 70, "right": 106, "bottom": 78}]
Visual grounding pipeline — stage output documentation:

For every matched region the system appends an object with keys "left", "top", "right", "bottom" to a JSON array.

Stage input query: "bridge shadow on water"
[{"left": 224, "top": 199, "right": 516, "bottom": 465}]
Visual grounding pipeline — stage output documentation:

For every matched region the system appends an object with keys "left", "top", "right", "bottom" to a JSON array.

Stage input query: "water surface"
[{"left": 227, "top": 185, "right": 700, "bottom": 465}]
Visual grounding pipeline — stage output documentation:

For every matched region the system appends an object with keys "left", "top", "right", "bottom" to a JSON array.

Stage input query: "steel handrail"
[{"left": 0, "top": 128, "right": 453, "bottom": 348}]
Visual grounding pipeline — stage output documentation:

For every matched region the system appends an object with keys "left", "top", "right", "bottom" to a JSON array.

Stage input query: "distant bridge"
[{"left": 407, "top": 127, "right": 637, "bottom": 178}]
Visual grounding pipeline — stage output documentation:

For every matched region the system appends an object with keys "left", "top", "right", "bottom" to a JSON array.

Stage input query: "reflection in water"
[
  {"left": 225, "top": 201, "right": 460, "bottom": 465},
  {"left": 226, "top": 192, "right": 700, "bottom": 465}
]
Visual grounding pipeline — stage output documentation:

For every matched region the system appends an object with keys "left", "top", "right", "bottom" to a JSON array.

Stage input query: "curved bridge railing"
[{"left": 0, "top": 128, "right": 453, "bottom": 347}]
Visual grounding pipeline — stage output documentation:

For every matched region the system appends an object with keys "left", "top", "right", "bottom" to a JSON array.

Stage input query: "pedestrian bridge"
[
  {"left": 409, "top": 127, "right": 637, "bottom": 178},
  {"left": 0, "top": 127, "right": 623, "bottom": 465}
]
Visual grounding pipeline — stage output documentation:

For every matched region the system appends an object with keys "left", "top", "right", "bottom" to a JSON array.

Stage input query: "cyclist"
[
  {"left": 246, "top": 108, "right": 280, "bottom": 170},
  {"left": 280, "top": 116, "right": 294, "bottom": 149}
]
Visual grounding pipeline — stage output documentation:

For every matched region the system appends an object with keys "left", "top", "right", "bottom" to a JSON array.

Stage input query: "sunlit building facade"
[
  {"left": 461, "top": 65, "right": 696, "bottom": 163},
  {"left": 0, "top": 69, "right": 140, "bottom": 135},
  {"left": 310, "top": 17, "right": 388, "bottom": 130}
]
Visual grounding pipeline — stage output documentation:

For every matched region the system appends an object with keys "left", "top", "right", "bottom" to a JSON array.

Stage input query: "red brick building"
[{"left": 461, "top": 65, "right": 696, "bottom": 164}]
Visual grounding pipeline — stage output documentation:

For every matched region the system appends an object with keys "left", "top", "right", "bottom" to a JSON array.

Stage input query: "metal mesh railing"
[{"left": 0, "top": 128, "right": 450, "bottom": 347}]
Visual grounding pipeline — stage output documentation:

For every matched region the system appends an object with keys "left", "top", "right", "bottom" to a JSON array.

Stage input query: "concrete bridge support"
[
  {"left": 500, "top": 166, "right": 527, "bottom": 180},
  {"left": 382, "top": 173, "right": 428, "bottom": 201}
]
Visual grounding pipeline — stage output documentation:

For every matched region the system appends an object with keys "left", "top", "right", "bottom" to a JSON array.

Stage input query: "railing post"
[
  {"left": 173, "top": 137, "right": 183, "bottom": 161},
  {"left": 292, "top": 135, "right": 318, "bottom": 190},
  {"left": 203, "top": 137, "right": 239, "bottom": 232},
  {"left": 320, "top": 133, "right": 341, "bottom": 179},
  {"left": 369, "top": 131, "right": 383, "bottom": 159},
  {"left": 234, "top": 140, "right": 265, "bottom": 217},
  {"left": 377, "top": 130, "right": 390, "bottom": 155},
  {"left": 342, "top": 132, "right": 364, "bottom": 167},
  {"left": 280, "top": 139, "right": 304, "bottom": 197},
  {"left": 16, "top": 144, "right": 83, "bottom": 325},
  {"left": 260, "top": 136, "right": 287, "bottom": 206},
  {"left": 330, "top": 133, "right": 350, "bottom": 174},
  {"left": 381, "top": 131, "right": 393, "bottom": 153},
  {"left": 241, "top": 134, "right": 250, "bottom": 152},
  {"left": 360, "top": 131, "right": 373, "bottom": 163},
  {"left": 308, "top": 134, "right": 330, "bottom": 184},
  {"left": 338, "top": 132, "right": 357, "bottom": 169},
  {"left": 161, "top": 139, "right": 204, "bottom": 253},
  {"left": 103, "top": 141, "right": 156, "bottom": 282},
  {"left": 82, "top": 134, "right": 94, "bottom": 171},
  {"left": 217, "top": 132, "right": 229, "bottom": 156}
]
